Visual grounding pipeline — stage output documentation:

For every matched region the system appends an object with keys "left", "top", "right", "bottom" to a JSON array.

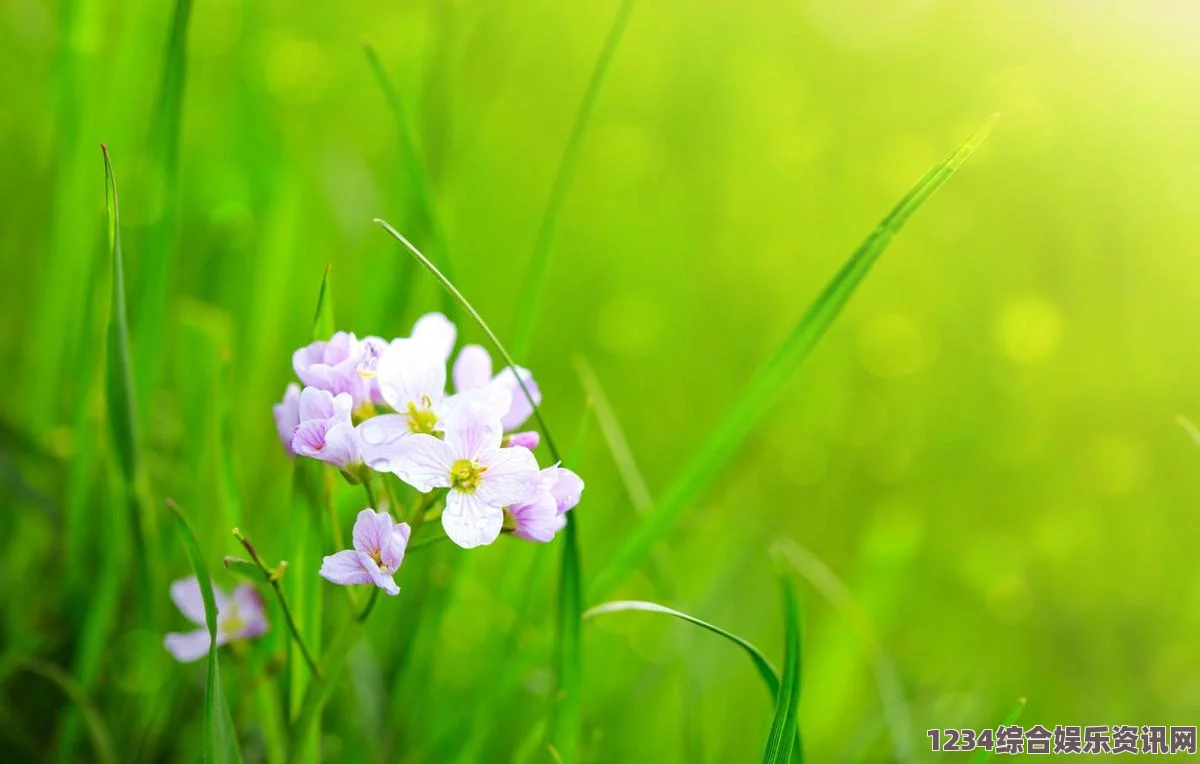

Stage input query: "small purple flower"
[
  {"left": 164, "top": 577, "right": 268, "bottom": 663},
  {"left": 293, "top": 331, "right": 365, "bottom": 400},
  {"left": 507, "top": 465, "right": 585, "bottom": 542},
  {"left": 452, "top": 344, "right": 541, "bottom": 432},
  {"left": 506, "top": 430, "right": 540, "bottom": 450},
  {"left": 319, "top": 508, "right": 411, "bottom": 596},
  {"left": 388, "top": 405, "right": 539, "bottom": 549},
  {"left": 273, "top": 383, "right": 301, "bottom": 454},
  {"left": 290, "top": 387, "right": 360, "bottom": 468}
]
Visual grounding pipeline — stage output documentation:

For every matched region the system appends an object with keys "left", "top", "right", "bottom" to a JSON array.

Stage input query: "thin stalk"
[
  {"left": 358, "top": 588, "right": 380, "bottom": 623},
  {"left": 232, "top": 529, "right": 321, "bottom": 678}
]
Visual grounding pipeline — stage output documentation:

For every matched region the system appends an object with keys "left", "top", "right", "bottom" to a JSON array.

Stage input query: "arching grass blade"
[{"left": 589, "top": 116, "right": 998, "bottom": 601}]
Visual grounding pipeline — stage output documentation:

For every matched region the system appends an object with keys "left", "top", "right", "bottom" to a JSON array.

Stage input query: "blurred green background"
[{"left": 4, "top": 0, "right": 1200, "bottom": 760}]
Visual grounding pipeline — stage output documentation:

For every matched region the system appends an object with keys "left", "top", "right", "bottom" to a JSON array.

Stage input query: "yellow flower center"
[
  {"left": 220, "top": 604, "right": 245, "bottom": 636},
  {"left": 449, "top": 459, "right": 487, "bottom": 493},
  {"left": 370, "top": 550, "right": 390, "bottom": 574},
  {"left": 405, "top": 398, "right": 439, "bottom": 434}
]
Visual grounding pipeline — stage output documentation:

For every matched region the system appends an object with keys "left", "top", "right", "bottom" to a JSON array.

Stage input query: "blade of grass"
[
  {"left": 585, "top": 601, "right": 779, "bottom": 695},
  {"left": 774, "top": 539, "right": 912, "bottom": 764},
  {"left": 311, "top": 264, "right": 335, "bottom": 340},
  {"left": 762, "top": 576, "right": 802, "bottom": 764},
  {"left": 372, "top": 220, "right": 582, "bottom": 755},
  {"left": 362, "top": 41, "right": 457, "bottom": 322},
  {"left": 511, "top": 0, "right": 636, "bottom": 359},
  {"left": 589, "top": 116, "right": 998, "bottom": 601},
  {"left": 166, "top": 500, "right": 243, "bottom": 764},
  {"left": 574, "top": 357, "right": 651, "bottom": 512},
  {"left": 970, "top": 698, "right": 1027, "bottom": 764},
  {"left": 131, "top": 0, "right": 193, "bottom": 406},
  {"left": 101, "top": 144, "right": 139, "bottom": 488}
]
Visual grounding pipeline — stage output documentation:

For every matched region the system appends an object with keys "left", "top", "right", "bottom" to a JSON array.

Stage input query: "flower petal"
[
  {"left": 361, "top": 553, "right": 401, "bottom": 596},
  {"left": 442, "top": 490, "right": 504, "bottom": 549},
  {"left": 357, "top": 414, "right": 412, "bottom": 473},
  {"left": 170, "top": 577, "right": 225, "bottom": 626},
  {"left": 377, "top": 339, "right": 446, "bottom": 412},
  {"left": 380, "top": 522, "right": 411, "bottom": 572},
  {"left": 319, "top": 550, "right": 373, "bottom": 587},
  {"left": 442, "top": 404, "right": 503, "bottom": 460},
  {"left": 297, "top": 387, "right": 336, "bottom": 421},
  {"left": 453, "top": 344, "right": 493, "bottom": 392},
  {"left": 550, "top": 467, "right": 585, "bottom": 513},
  {"left": 411, "top": 312, "right": 457, "bottom": 361},
  {"left": 229, "top": 585, "right": 269, "bottom": 639},
  {"left": 494, "top": 365, "right": 540, "bottom": 431},
  {"left": 476, "top": 444, "right": 540, "bottom": 507},
  {"left": 506, "top": 430, "right": 540, "bottom": 450},
  {"left": 164, "top": 629, "right": 213, "bottom": 663},
  {"left": 509, "top": 494, "right": 566, "bottom": 543},
  {"left": 352, "top": 508, "right": 392, "bottom": 554},
  {"left": 388, "top": 434, "right": 455, "bottom": 492},
  {"left": 273, "top": 383, "right": 301, "bottom": 454}
]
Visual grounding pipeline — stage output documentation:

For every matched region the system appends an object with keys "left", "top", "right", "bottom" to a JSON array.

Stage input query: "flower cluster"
[{"left": 274, "top": 313, "right": 584, "bottom": 591}]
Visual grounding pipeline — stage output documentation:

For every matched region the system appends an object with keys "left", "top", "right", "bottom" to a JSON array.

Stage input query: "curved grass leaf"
[
  {"left": 585, "top": 600, "right": 780, "bottom": 694},
  {"left": 762, "top": 577, "right": 802, "bottom": 764},
  {"left": 372, "top": 220, "right": 582, "bottom": 756},
  {"left": 774, "top": 539, "right": 912, "bottom": 763},
  {"left": 589, "top": 116, "right": 998, "bottom": 601},
  {"left": 166, "top": 500, "right": 242, "bottom": 764},
  {"left": 512, "top": 0, "right": 637, "bottom": 359},
  {"left": 970, "top": 698, "right": 1027, "bottom": 764},
  {"left": 17, "top": 659, "right": 117, "bottom": 764}
]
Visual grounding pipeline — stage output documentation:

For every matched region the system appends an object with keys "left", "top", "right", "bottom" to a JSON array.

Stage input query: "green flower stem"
[{"left": 231, "top": 528, "right": 321, "bottom": 678}]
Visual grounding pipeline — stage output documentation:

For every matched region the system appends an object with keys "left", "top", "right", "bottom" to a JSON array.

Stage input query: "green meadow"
[{"left": 4, "top": 0, "right": 1200, "bottom": 761}]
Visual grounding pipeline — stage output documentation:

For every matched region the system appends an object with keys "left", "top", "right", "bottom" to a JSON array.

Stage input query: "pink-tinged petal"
[
  {"left": 319, "top": 550, "right": 373, "bottom": 586},
  {"left": 170, "top": 577, "right": 225, "bottom": 626},
  {"left": 411, "top": 312, "right": 457, "bottom": 361},
  {"left": 228, "top": 585, "right": 269, "bottom": 639},
  {"left": 298, "top": 387, "right": 337, "bottom": 421},
  {"left": 550, "top": 467, "right": 585, "bottom": 514},
  {"left": 442, "top": 490, "right": 504, "bottom": 549},
  {"left": 292, "top": 421, "right": 358, "bottom": 467},
  {"left": 476, "top": 445, "right": 540, "bottom": 507},
  {"left": 360, "top": 553, "right": 401, "bottom": 596},
  {"left": 442, "top": 405, "right": 503, "bottom": 460},
  {"left": 377, "top": 339, "right": 446, "bottom": 412},
  {"left": 509, "top": 494, "right": 566, "bottom": 542},
  {"left": 453, "top": 344, "right": 492, "bottom": 392},
  {"left": 380, "top": 522, "right": 411, "bottom": 572},
  {"left": 357, "top": 414, "right": 411, "bottom": 473},
  {"left": 293, "top": 333, "right": 363, "bottom": 396},
  {"left": 352, "top": 508, "right": 392, "bottom": 554},
  {"left": 322, "top": 422, "right": 360, "bottom": 467},
  {"left": 164, "top": 629, "right": 212, "bottom": 663},
  {"left": 389, "top": 434, "right": 455, "bottom": 492},
  {"left": 440, "top": 386, "right": 512, "bottom": 425},
  {"left": 494, "top": 366, "right": 540, "bottom": 431},
  {"left": 506, "top": 431, "right": 540, "bottom": 450},
  {"left": 273, "top": 384, "right": 301, "bottom": 454}
]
